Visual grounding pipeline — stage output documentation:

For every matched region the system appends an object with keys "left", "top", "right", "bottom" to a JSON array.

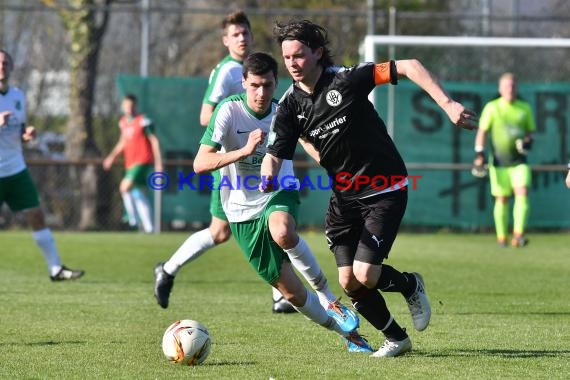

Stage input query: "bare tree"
[{"left": 42, "top": 0, "right": 112, "bottom": 229}]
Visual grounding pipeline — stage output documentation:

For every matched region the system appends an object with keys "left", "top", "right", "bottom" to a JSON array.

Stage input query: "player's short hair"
[
  {"left": 243, "top": 52, "right": 278, "bottom": 80},
  {"left": 124, "top": 94, "right": 137, "bottom": 103},
  {"left": 499, "top": 72, "right": 516, "bottom": 83},
  {"left": 222, "top": 10, "right": 251, "bottom": 33},
  {"left": 273, "top": 20, "right": 334, "bottom": 68},
  {"left": 0, "top": 49, "right": 14, "bottom": 67}
]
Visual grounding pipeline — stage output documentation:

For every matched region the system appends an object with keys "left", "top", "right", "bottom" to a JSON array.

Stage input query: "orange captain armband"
[{"left": 374, "top": 60, "right": 398, "bottom": 85}]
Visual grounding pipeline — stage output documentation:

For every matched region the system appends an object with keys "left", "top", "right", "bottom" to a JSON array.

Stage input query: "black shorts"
[{"left": 325, "top": 189, "right": 407, "bottom": 267}]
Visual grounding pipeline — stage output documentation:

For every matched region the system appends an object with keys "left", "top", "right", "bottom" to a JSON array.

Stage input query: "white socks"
[
  {"left": 163, "top": 228, "right": 215, "bottom": 276},
  {"left": 122, "top": 189, "right": 153, "bottom": 233},
  {"left": 120, "top": 191, "right": 137, "bottom": 227},
  {"left": 131, "top": 188, "right": 153, "bottom": 233},
  {"left": 284, "top": 237, "right": 336, "bottom": 307},
  {"left": 32, "top": 228, "right": 62, "bottom": 276},
  {"left": 295, "top": 289, "right": 346, "bottom": 337}
]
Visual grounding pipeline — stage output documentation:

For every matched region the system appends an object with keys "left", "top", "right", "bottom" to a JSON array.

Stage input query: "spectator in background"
[
  {"left": 0, "top": 49, "right": 84, "bottom": 281},
  {"left": 103, "top": 94, "right": 163, "bottom": 234},
  {"left": 473, "top": 73, "right": 535, "bottom": 248}
]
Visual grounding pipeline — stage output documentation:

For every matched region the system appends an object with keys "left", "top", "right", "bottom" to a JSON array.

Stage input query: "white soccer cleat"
[
  {"left": 371, "top": 337, "right": 412, "bottom": 358},
  {"left": 406, "top": 272, "right": 431, "bottom": 331}
]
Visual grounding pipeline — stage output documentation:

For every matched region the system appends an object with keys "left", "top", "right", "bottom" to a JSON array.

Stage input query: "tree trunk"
[
  {"left": 67, "top": 40, "right": 102, "bottom": 230},
  {"left": 46, "top": 0, "right": 111, "bottom": 229}
]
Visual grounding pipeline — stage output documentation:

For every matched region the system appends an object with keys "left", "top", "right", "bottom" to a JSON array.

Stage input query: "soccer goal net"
[
  {"left": 363, "top": 35, "right": 570, "bottom": 136},
  {"left": 361, "top": 35, "right": 570, "bottom": 228}
]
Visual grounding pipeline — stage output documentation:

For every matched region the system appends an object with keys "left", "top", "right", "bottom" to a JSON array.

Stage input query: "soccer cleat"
[
  {"left": 371, "top": 337, "right": 412, "bottom": 357},
  {"left": 50, "top": 265, "right": 84, "bottom": 281},
  {"left": 511, "top": 236, "right": 529, "bottom": 248},
  {"left": 344, "top": 331, "right": 374, "bottom": 353},
  {"left": 497, "top": 239, "right": 508, "bottom": 248},
  {"left": 406, "top": 272, "right": 431, "bottom": 332},
  {"left": 326, "top": 299, "right": 359, "bottom": 333},
  {"left": 272, "top": 296, "right": 297, "bottom": 313},
  {"left": 154, "top": 262, "right": 175, "bottom": 309}
]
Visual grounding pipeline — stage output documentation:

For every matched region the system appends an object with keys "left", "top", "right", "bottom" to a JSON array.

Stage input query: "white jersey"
[
  {"left": 0, "top": 86, "right": 27, "bottom": 178},
  {"left": 200, "top": 93, "right": 298, "bottom": 223},
  {"left": 202, "top": 56, "right": 244, "bottom": 106}
]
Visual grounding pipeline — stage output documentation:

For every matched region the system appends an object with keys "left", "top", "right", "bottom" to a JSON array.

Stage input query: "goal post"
[
  {"left": 360, "top": 35, "right": 570, "bottom": 229},
  {"left": 363, "top": 35, "right": 570, "bottom": 137}
]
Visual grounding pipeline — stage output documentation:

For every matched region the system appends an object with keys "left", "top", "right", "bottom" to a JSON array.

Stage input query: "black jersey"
[{"left": 267, "top": 63, "right": 407, "bottom": 200}]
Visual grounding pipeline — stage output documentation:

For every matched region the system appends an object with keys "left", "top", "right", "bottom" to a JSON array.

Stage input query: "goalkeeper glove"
[
  {"left": 515, "top": 137, "right": 533, "bottom": 155},
  {"left": 471, "top": 152, "right": 488, "bottom": 178}
]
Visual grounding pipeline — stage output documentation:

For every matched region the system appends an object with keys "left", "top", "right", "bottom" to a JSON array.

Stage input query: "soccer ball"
[{"left": 162, "top": 319, "right": 211, "bottom": 365}]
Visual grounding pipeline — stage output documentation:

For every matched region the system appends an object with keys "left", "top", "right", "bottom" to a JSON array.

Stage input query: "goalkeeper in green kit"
[{"left": 473, "top": 72, "right": 535, "bottom": 248}]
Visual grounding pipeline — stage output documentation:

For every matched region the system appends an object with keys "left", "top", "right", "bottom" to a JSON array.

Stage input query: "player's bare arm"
[
  {"left": 0, "top": 110, "right": 11, "bottom": 126},
  {"left": 259, "top": 153, "right": 283, "bottom": 193},
  {"left": 515, "top": 132, "right": 534, "bottom": 155},
  {"left": 199, "top": 104, "right": 216, "bottom": 127},
  {"left": 148, "top": 134, "right": 163, "bottom": 172},
  {"left": 103, "top": 137, "right": 125, "bottom": 170},
  {"left": 21, "top": 126, "right": 36, "bottom": 142},
  {"left": 299, "top": 138, "right": 320, "bottom": 163},
  {"left": 473, "top": 127, "right": 487, "bottom": 166},
  {"left": 394, "top": 59, "right": 478, "bottom": 130},
  {"left": 194, "top": 128, "right": 266, "bottom": 174}
]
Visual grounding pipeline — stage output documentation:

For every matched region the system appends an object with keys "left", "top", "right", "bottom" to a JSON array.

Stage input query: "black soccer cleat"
[
  {"left": 154, "top": 262, "right": 175, "bottom": 309},
  {"left": 50, "top": 265, "right": 85, "bottom": 281}
]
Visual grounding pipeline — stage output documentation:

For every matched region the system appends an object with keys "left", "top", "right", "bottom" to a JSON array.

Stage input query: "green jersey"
[
  {"left": 479, "top": 97, "right": 535, "bottom": 167},
  {"left": 202, "top": 55, "right": 243, "bottom": 107}
]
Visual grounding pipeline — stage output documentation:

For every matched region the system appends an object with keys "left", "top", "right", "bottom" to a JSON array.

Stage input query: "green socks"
[
  {"left": 494, "top": 200, "right": 509, "bottom": 241},
  {"left": 513, "top": 195, "right": 529, "bottom": 236}
]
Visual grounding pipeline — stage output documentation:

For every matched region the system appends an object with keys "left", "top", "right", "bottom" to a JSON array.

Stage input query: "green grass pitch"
[{"left": 0, "top": 231, "right": 568, "bottom": 379}]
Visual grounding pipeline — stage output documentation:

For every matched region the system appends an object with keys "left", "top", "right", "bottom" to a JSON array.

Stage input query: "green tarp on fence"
[{"left": 117, "top": 75, "right": 569, "bottom": 228}]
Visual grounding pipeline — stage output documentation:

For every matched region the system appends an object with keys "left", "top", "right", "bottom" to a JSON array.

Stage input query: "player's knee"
[
  {"left": 26, "top": 207, "right": 46, "bottom": 230},
  {"left": 210, "top": 225, "right": 231, "bottom": 244},
  {"left": 495, "top": 196, "right": 509, "bottom": 204},
  {"left": 270, "top": 225, "right": 296, "bottom": 249},
  {"left": 353, "top": 267, "right": 376, "bottom": 289},
  {"left": 120, "top": 180, "right": 134, "bottom": 193},
  {"left": 338, "top": 271, "right": 360, "bottom": 292},
  {"left": 338, "top": 274, "right": 351, "bottom": 290}
]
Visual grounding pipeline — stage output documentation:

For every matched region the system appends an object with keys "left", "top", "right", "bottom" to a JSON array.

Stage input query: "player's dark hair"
[
  {"left": 243, "top": 52, "right": 278, "bottom": 80},
  {"left": 273, "top": 20, "right": 334, "bottom": 68},
  {"left": 222, "top": 10, "right": 251, "bottom": 33},
  {"left": 0, "top": 49, "right": 14, "bottom": 66},
  {"left": 124, "top": 94, "right": 137, "bottom": 103}
]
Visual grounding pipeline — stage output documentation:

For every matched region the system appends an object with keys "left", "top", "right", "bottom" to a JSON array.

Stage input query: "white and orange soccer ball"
[{"left": 162, "top": 319, "right": 211, "bottom": 366}]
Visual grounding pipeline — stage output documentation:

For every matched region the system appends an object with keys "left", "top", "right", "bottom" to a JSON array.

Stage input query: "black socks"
[
  {"left": 346, "top": 287, "right": 408, "bottom": 341},
  {"left": 376, "top": 265, "right": 417, "bottom": 298}
]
